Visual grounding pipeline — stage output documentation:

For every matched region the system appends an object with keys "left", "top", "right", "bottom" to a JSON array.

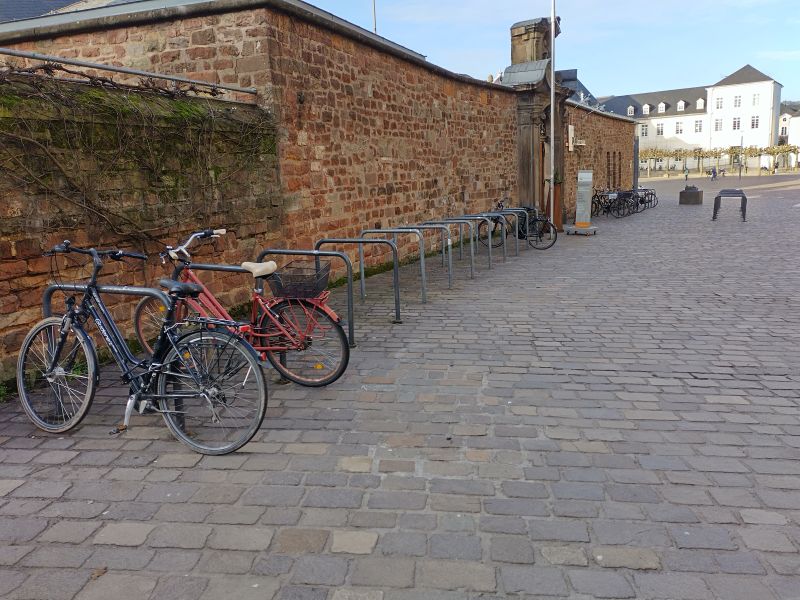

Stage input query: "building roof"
[
  {"left": 557, "top": 69, "right": 597, "bottom": 104},
  {"left": 780, "top": 101, "right": 799, "bottom": 116},
  {"left": 713, "top": 64, "right": 775, "bottom": 87},
  {"left": 601, "top": 85, "right": 708, "bottom": 119},
  {"left": 500, "top": 59, "right": 550, "bottom": 87},
  {"left": 0, "top": 0, "right": 77, "bottom": 22}
]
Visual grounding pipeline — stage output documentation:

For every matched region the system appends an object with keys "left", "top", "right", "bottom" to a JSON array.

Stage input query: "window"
[
  {"left": 714, "top": 119, "right": 723, "bottom": 131},
  {"left": 697, "top": 98, "right": 705, "bottom": 110},
  {"left": 733, "top": 117, "right": 741, "bottom": 130},
  {"left": 677, "top": 100, "right": 685, "bottom": 112},
  {"left": 642, "top": 104, "right": 650, "bottom": 115},
  {"left": 675, "top": 122, "right": 683, "bottom": 134},
  {"left": 751, "top": 115, "right": 759, "bottom": 129},
  {"left": 627, "top": 106, "right": 635, "bottom": 116},
  {"left": 715, "top": 97, "right": 723, "bottom": 109},
  {"left": 657, "top": 102, "right": 665, "bottom": 113},
  {"left": 695, "top": 120, "right": 703, "bottom": 133},
  {"left": 640, "top": 124, "right": 648, "bottom": 137},
  {"left": 753, "top": 93, "right": 759, "bottom": 106},
  {"left": 781, "top": 126, "right": 788, "bottom": 136},
  {"left": 734, "top": 95, "right": 741, "bottom": 108},
  {"left": 656, "top": 123, "right": 664, "bottom": 136}
]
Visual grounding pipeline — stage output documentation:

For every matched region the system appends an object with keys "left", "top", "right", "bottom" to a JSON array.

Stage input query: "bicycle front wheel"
[
  {"left": 528, "top": 219, "right": 558, "bottom": 250},
  {"left": 157, "top": 329, "right": 267, "bottom": 455},
  {"left": 263, "top": 299, "right": 349, "bottom": 387},
  {"left": 17, "top": 317, "right": 98, "bottom": 433}
]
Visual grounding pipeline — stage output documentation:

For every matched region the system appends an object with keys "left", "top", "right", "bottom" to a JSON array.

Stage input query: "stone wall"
[
  {"left": 562, "top": 103, "right": 635, "bottom": 216},
  {"left": 0, "top": 4, "right": 520, "bottom": 378}
]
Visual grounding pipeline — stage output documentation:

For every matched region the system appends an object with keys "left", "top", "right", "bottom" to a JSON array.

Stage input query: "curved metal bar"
[
  {"left": 500, "top": 208, "right": 530, "bottom": 253},
  {"left": 424, "top": 220, "right": 475, "bottom": 279},
  {"left": 451, "top": 215, "right": 494, "bottom": 268},
  {"left": 42, "top": 283, "right": 170, "bottom": 318},
  {"left": 361, "top": 228, "right": 426, "bottom": 303},
  {"left": 314, "top": 238, "right": 401, "bottom": 324},
  {"left": 255, "top": 248, "right": 356, "bottom": 348},
  {"left": 397, "top": 224, "right": 452, "bottom": 289},
  {"left": 465, "top": 212, "right": 510, "bottom": 260}
]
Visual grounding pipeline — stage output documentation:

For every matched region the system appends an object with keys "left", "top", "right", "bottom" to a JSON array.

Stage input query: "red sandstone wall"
[
  {"left": 562, "top": 104, "right": 635, "bottom": 216},
  {"left": 7, "top": 8, "right": 518, "bottom": 260},
  {"left": 0, "top": 6, "right": 519, "bottom": 377}
]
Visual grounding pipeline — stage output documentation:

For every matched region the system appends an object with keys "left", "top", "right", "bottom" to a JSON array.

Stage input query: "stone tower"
[{"left": 510, "top": 17, "right": 559, "bottom": 64}]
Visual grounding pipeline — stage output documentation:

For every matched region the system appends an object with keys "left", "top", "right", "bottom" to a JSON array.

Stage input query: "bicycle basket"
[{"left": 267, "top": 260, "right": 331, "bottom": 298}]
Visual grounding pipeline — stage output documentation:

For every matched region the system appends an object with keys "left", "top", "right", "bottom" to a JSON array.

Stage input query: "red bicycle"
[{"left": 133, "top": 229, "right": 349, "bottom": 387}]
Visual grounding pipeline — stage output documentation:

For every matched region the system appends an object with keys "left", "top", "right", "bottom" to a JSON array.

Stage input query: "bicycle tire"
[
  {"left": 134, "top": 296, "right": 201, "bottom": 355},
  {"left": 157, "top": 328, "right": 267, "bottom": 455},
  {"left": 262, "top": 299, "right": 349, "bottom": 387},
  {"left": 528, "top": 219, "right": 558, "bottom": 250},
  {"left": 591, "top": 198, "right": 601, "bottom": 217},
  {"left": 477, "top": 219, "right": 508, "bottom": 249},
  {"left": 610, "top": 198, "right": 627, "bottom": 218},
  {"left": 17, "top": 317, "right": 98, "bottom": 433}
]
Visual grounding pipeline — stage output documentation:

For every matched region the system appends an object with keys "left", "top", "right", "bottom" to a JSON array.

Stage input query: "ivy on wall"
[{"left": 0, "top": 65, "right": 281, "bottom": 244}]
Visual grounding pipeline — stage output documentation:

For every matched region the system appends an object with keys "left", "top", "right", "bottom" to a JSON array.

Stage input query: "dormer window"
[
  {"left": 657, "top": 102, "right": 665, "bottom": 113},
  {"left": 627, "top": 106, "right": 635, "bottom": 116},
  {"left": 642, "top": 104, "right": 650, "bottom": 115},
  {"left": 677, "top": 100, "right": 685, "bottom": 112},
  {"left": 697, "top": 98, "right": 705, "bottom": 110}
]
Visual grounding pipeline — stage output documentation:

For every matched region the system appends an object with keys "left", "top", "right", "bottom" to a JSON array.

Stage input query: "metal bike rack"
[
  {"left": 314, "top": 238, "right": 402, "bottom": 324},
  {"left": 423, "top": 219, "right": 476, "bottom": 279},
  {"left": 398, "top": 224, "right": 453, "bottom": 289},
  {"left": 464, "top": 212, "right": 513, "bottom": 259},
  {"left": 452, "top": 215, "right": 494, "bottom": 268},
  {"left": 42, "top": 284, "right": 171, "bottom": 318},
  {"left": 361, "top": 228, "right": 427, "bottom": 303},
  {"left": 256, "top": 248, "right": 356, "bottom": 348},
  {"left": 500, "top": 208, "right": 531, "bottom": 252}
]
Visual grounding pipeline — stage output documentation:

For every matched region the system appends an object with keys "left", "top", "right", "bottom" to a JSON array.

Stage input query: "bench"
[{"left": 712, "top": 189, "right": 747, "bottom": 221}]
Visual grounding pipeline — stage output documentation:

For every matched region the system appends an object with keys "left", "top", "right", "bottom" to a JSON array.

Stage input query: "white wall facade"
[{"left": 706, "top": 80, "right": 780, "bottom": 149}]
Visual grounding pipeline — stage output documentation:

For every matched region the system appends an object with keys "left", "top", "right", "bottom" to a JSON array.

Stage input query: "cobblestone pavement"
[{"left": 1, "top": 176, "right": 800, "bottom": 599}]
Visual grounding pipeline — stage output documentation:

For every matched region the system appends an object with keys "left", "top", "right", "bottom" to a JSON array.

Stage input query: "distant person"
[
  {"left": 684, "top": 166, "right": 689, "bottom": 182},
  {"left": 711, "top": 166, "right": 717, "bottom": 181}
]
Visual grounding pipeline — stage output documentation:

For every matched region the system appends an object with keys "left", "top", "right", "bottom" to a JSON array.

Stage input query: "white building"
[
  {"left": 778, "top": 103, "right": 800, "bottom": 168},
  {"left": 600, "top": 65, "right": 782, "bottom": 169}
]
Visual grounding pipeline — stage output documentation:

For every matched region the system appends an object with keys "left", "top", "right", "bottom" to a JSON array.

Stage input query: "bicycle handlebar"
[
  {"left": 163, "top": 228, "right": 228, "bottom": 262},
  {"left": 46, "top": 241, "right": 147, "bottom": 262}
]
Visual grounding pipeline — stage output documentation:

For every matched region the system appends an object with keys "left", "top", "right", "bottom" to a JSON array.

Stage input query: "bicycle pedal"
[{"left": 109, "top": 424, "right": 127, "bottom": 436}]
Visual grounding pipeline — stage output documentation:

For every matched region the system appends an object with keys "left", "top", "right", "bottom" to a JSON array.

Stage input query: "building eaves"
[
  {"left": 0, "top": 0, "right": 514, "bottom": 93},
  {"left": 500, "top": 59, "right": 550, "bottom": 87},
  {"left": 566, "top": 99, "right": 636, "bottom": 124}
]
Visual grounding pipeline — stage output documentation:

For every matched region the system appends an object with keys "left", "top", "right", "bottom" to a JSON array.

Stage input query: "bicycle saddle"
[
  {"left": 241, "top": 261, "right": 278, "bottom": 278},
  {"left": 159, "top": 278, "right": 203, "bottom": 298}
]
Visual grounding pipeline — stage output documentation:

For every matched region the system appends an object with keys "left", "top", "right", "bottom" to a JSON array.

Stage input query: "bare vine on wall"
[{"left": 0, "top": 65, "right": 279, "bottom": 246}]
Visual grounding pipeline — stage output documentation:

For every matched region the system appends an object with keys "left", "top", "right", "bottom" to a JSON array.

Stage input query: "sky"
[{"left": 307, "top": 0, "right": 800, "bottom": 101}]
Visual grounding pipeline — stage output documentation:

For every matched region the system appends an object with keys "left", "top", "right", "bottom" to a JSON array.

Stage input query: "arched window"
[
  {"left": 642, "top": 104, "right": 650, "bottom": 115},
  {"left": 657, "top": 102, "right": 665, "bottom": 113},
  {"left": 677, "top": 100, "right": 685, "bottom": 112},
  {"left": 627, "top": 106, "right": 635, "bottom": 116}
]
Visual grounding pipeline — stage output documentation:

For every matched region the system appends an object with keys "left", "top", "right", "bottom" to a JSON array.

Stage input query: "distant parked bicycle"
[
  {"left": 133, "top": 229, "right": 349, "bottom": 387},
  {"left": 477, "top": 199, "right": 557, "bottom": 250},
  {"left": 16, "top": 241, "right": 267, "bottom": 455}
]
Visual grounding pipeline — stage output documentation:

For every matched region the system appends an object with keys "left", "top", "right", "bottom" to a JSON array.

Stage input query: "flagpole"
[
  {"left": 549, "top": 0, "right": 556, "bottom": 225},
  {"left": 373, "top": 0, "right": 377, "bottom": 33}
]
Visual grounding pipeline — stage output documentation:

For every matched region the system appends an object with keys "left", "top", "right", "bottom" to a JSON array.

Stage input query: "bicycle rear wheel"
[
  {"left": 263, "top": 299, "right": 349, "bottom": 387},
  {"left": 157, "top": 329, "right": 267, "bottom": 454},
  {"left": 477, "top": 219, "right": 508, "bottom": 248},
  {"left": 528, "top": 219, "right": 558, "bottom": 250},
  {"left": 17, "top": 317, "right": 98, "bottom": 433}
]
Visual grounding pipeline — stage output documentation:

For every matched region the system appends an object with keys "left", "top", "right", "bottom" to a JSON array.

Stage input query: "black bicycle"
[
  {"left": 477, "top": 200, "right": 557, "bottom": 250},
  {"left": 16, "top": 241, "right": 267, "bottom": 455}
]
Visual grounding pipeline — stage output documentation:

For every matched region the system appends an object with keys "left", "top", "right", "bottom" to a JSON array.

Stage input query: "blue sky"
[{"left": 308, "top": 0, "right": 800, "bottom": 101}]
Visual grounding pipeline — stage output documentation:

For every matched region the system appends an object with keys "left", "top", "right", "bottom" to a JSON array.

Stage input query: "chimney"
[{"left": 510, "top": 17, "right": 559, "bottom": 64}]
